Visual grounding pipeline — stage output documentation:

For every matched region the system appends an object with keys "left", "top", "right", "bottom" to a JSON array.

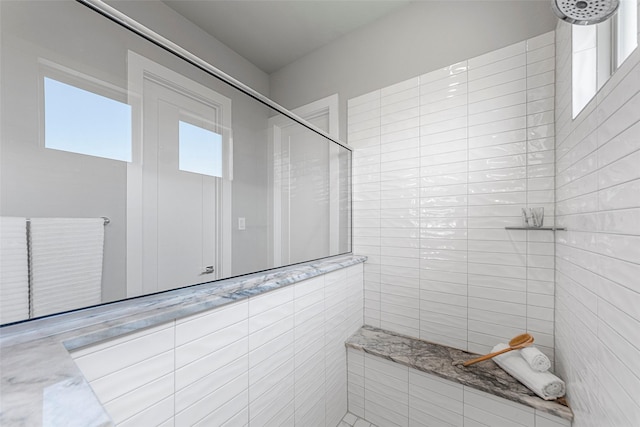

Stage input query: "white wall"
[
  {"left": 553, "top": 6, "right": 640, "bottom": 426},
  {"left": 71, "top": 264, "right": 364, "bottom": 426},
  {"left": 270, "top": 1, "right": 557, "bottom": 142},
  {"left": 349, "top": 32, "right": 557, "bottom": 360},
  {"left": 105, "top": 0, "right": 268, "bottom": 95}
]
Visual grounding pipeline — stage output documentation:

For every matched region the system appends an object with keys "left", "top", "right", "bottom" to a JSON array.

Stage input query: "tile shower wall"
[
  {"left": 349, "top": 31, "right": 556, "bottom": 358},
  {"left": 554, "top": 13, "right": 640, "bottom": 427},
  {"left": 71, "top": 264, "right": 364, "bottom": 426}
]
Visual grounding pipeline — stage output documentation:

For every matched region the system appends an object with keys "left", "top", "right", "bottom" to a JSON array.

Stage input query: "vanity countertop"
[
  {"left": 0, "top": 254, "right": 366, "bottom": 427},
  {"left": 346, "top": 325, "right": 573, "bottom": 422}
]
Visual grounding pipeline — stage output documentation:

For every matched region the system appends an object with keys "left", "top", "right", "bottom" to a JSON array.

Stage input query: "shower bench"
[{"left": 345, "top": 325, "right": 573, "bottom": 427}]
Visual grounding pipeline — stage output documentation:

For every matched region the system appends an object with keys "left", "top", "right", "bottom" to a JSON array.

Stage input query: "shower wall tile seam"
[
  {"left": 173, "top": 316, "right": 177, "bottom": 427},
  {"left": 466, "top": 59, "right": 470, "bottom": 353},
  {"left": 525, "top": 35, "right": 531, "bottom": 362}
]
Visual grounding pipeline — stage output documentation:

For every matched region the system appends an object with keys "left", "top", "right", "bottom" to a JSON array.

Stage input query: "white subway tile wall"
[
  {"left": 350, "top": 91, "right": 383, "bottom": 332},
  {"left": 346, "top": 349, "right": 570, "bottom": 427},
  {"left": 554, "top": 9, "right": 640, "bottom": 427},
  {"left": 363, "top": 353, "right": 409, "bottom": 427},
  {"left": 348, "top": 31, "right": 557, "bottom": 359},
  {"left": 72, "top": 323, "right": 175, "bottom": 426},
  {"left": 71, "top": 264, "right": 364, "bottom": 426}
]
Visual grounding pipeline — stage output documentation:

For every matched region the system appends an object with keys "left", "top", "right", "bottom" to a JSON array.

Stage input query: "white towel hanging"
[
  {"left": 0, "top": 217, "right": 29, "bottom": 323},
  {"left": 29, "top": 218, "right": 104, "bottom": 317}
]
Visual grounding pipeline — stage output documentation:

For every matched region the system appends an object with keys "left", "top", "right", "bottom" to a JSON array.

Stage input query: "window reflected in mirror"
[
  {"left": 44, "top": 77, "right": 132, "bottom": 162},
  {"left": 178, "top": 120, "right": 223, "bottom": 177}
]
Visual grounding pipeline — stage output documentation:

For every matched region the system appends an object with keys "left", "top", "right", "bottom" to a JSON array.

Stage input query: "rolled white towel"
[
  {"left": 520, "top": 346, "right": 551, "bottom": 372},
  {"left": 492, "top": 343, "right": 565, "bottom": 400}
]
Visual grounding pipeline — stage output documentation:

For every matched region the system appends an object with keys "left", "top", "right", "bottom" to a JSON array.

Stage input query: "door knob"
[{"left": 201, "top": 266, "right": 215, "bottom": 275}]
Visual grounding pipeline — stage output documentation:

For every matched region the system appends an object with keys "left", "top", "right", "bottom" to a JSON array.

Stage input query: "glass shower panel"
[{"left": 0, "top": 0, "right": 351, "bottom": 324}]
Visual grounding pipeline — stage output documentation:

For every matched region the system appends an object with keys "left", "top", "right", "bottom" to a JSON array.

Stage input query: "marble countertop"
[
  {"left": 346, "top": 325, "right": 573, "bottom": 422},
  {"left": 0, "top": 254, "right": 366, "bottom": 427}
]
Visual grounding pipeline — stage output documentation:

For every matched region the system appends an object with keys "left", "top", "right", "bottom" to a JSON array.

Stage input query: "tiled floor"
[{"left": 338, "top": 412, "right": 378, "bottom": 427}]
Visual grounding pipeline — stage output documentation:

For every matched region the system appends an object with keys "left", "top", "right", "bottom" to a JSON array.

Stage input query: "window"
[
  {"left": 178, "top": 120, "right": 223, "bottom": 177},
  {"left": 617, "top": 0, "right": 639, "bottom": 67},
  {"left": 44, "top": 76, "right": 132, "bottom": 161},
  {"left": 572, "top": 0, "right": 638, "bottom": 118},
  {"left": 572, "top": 25, "right": 598, "bottom": 116}
]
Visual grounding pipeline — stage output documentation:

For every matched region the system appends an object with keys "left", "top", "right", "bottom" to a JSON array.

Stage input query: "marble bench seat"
[{"left": 345, "top": 325, "right": 573, "bottom": 426}]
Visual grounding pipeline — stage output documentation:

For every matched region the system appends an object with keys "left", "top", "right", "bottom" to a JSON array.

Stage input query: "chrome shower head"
[{"left": 552, "top": 0, "right": 620, "bottom": 25}]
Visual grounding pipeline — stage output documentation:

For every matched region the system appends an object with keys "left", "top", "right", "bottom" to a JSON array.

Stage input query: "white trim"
[
  {"left": 126, "top": 51, "right": 232, "bottom": 297},
  {"left": 37, "top": 58, "right": 130, "bottom": 155},
  {"left": 290, "top": 94, "right": 339, "bottom": 139}
]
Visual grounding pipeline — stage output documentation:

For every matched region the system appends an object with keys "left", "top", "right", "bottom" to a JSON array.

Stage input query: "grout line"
[
  {"left": 466, "top": 61, "right": 470, "bottom": 353},
  {"left": 419, "top": 74, "right": 424, "bottom": 343},
  {"left": 245, "top": 300, "right": 250, "bottom": 424},
  {"left": 377, "top": 89, "right": 382, "bottom": 329},
  {"left": 173, "top": 319, "right": 177, "bottom": 425},
  {"left": 526, "top": 41, "right": 531, "bottom": 343}
]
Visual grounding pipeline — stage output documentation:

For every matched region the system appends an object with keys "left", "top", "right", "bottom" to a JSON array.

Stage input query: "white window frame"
[
  {"left": 572, "top": 0, "right": 638, "bottom": 118},
  {"left": 38, "top": 58, "right": 132, "bottom": 161}
]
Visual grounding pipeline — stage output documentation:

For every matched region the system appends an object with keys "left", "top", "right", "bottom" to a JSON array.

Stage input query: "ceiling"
[{"left": 163, "top": 0, "right": 411, "bottom": 74}]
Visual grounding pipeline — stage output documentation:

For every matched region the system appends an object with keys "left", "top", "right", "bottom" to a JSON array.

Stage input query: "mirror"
[{"left": 0, "top": 0, "right": 351, "bottom": 324}]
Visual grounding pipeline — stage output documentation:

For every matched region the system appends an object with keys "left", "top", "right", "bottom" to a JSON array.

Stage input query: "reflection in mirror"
[
  {"left": 44, "top": 76, "right": 132, "bottom": 162},
  {"left": 178, "top": 121, "right": 223, "bottom": 178},
  {"left": 0, "top": 0, "right": 351, "bottom": 325}
]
